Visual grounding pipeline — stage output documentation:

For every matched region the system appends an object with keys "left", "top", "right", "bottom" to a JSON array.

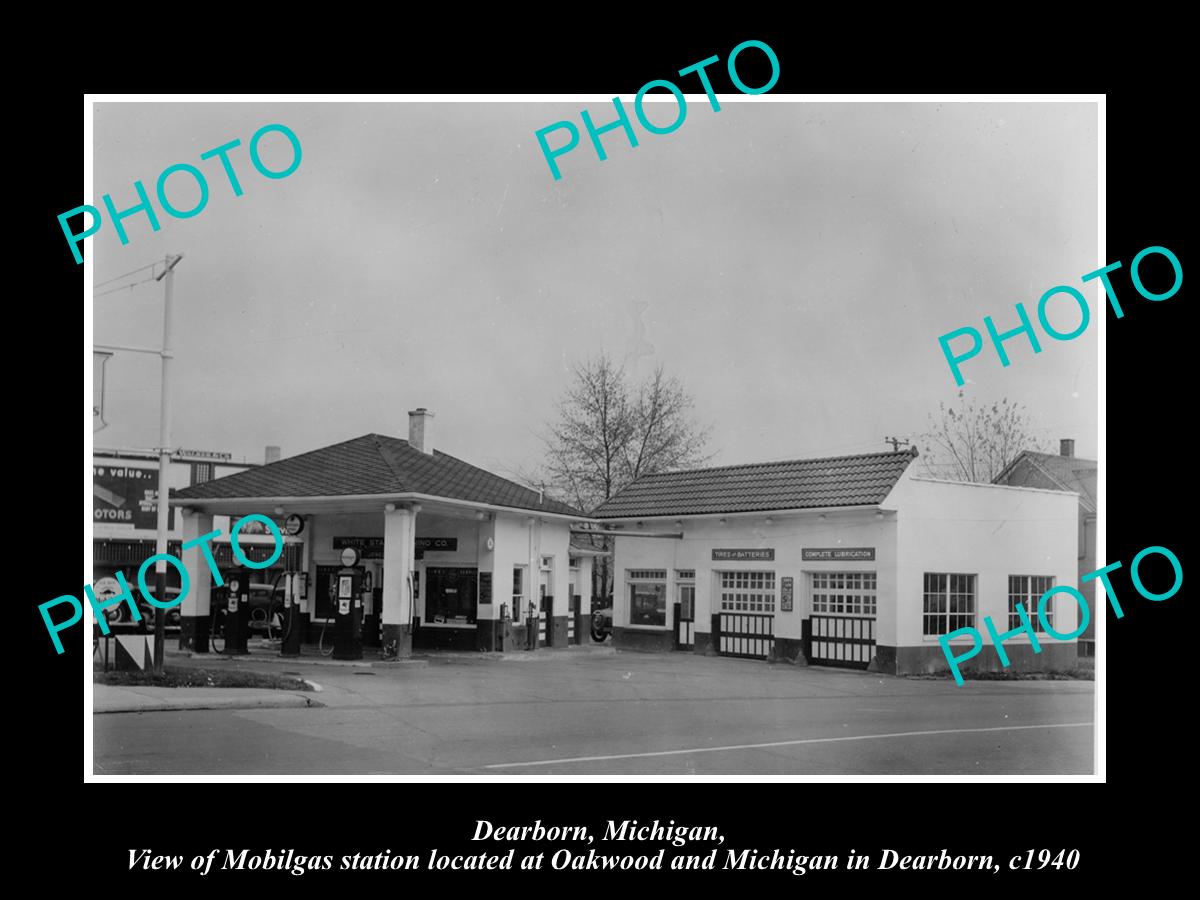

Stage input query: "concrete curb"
[
  {"left": 93, "top": 686, "right": 324, "bottom": 715},
  {"left": 184, "top": 652, "right": 375, "bottom": 668},
  {"left": 497, "top": 646, "right": 619, "bottom": 662},
  {"left": 171, "top": 651, "right": 428, "bottom": 669},
  {"left": 164, "top": 645, "right": 616, "bottom": 667}
]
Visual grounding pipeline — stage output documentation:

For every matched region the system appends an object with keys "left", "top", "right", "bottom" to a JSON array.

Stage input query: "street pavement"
[{"left": 91, "top": 649, "right": 1095, "bottom": 775}]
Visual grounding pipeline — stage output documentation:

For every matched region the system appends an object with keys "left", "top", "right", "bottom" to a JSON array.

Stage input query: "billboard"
[{"left": 93, "top": 464, "right": 174, "bottom": 530}]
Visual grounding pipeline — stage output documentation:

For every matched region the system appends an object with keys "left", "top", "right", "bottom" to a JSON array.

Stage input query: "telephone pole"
[
  {"left": 152, "top": 254, "right": 183, "bottom": 672},
  {"left": 884, "top": 436, "right": 912, "bottom": 452}
]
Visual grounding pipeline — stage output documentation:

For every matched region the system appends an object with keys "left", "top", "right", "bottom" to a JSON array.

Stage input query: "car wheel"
[{"left": 591, "top": 628, "right": 608, "bottom": 643}]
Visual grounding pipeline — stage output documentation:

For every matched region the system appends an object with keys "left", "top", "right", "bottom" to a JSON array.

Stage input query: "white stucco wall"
[
  {"left": 612, "top": 511, "right": 898, "bottom": 644},
  {"left": 887, "top": 471, "right": 1080, "bottom": 650},
  {"left": 492, "top": 514, "right": 533, "bottom": 620},
  {"left": 607, "top": 470, "right": 1079, "bottom": 659}
]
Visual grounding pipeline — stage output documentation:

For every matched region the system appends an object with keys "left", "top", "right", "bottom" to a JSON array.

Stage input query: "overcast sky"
[{"left": 90, "top": 100, "right": 1098, "bottom": 480}]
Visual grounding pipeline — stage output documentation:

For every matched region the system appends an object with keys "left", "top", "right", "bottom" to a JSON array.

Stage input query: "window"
[
  {"left": 424, "top": 567, "right": 477, "bottom": 624},
  {"left": 1009, "top": 575, "right": 1056, "bottom": 631},
  {"left": 191, "top": 463, "right": 213, "bottom": 485},
  {"left": 812, "top": 572, "right": 877, "bottom": 615},
  {"left": 512, "top": 566, "right": 525, "bottom": 617},
  {"left": 923, "top": 572, "right": 976, "bottom": 636},
  {"left": 629, "top": 569, "right": 667, "bottom": 581},
  {"left": 719, "top": 571, "right": 775, "bottom": 613},
  {"left": 627, "top": 569, "right": 667, "bottom": 627},
  {"left": 676, "top": 570, "right": 695, "bottom": 621},
  {"left": 676, "top": 585, "right": 694, "bottom": 620}
]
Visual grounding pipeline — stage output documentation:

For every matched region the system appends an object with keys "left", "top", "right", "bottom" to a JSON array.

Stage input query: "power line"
[
  {"left": 93, "top": 274, "right": 158, "bottom": 298},
  {"left": 93, "top": 261, "right": 160, "bottom": 288}
]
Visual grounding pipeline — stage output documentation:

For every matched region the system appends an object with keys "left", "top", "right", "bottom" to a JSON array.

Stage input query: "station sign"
[
  {"left": 712, "top": 549, "right": 774, "bottom": 561},
  {"left": 802, "top": 547, "right": 875, "bottom": 561}
]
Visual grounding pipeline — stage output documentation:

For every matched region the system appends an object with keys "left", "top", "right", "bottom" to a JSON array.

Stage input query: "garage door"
[
  {"left": 717, "top": 571, "right": 775, "bottom": 660},
  {"left": 808, "top": 572, "right": 876, "bottom": 669}
]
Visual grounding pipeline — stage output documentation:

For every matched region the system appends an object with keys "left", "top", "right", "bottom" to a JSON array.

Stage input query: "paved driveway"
[{"left": 92, "top": 650, "right": 1094, "bottom": 775}]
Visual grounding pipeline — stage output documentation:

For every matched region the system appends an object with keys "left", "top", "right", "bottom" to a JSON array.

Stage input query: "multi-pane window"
[
  {"left": 1009, "top": 575, "right": 1056, "bottom": 631},
  {"left": 923, "top": 573, "right": 976, "bottom": 636},
  {"left": 812, "top": 572, "right": 878, "bottom": 615},
  {"left": 627, "top": 570, "right": 667, "bottom": 626},
  {"left": 191, "top": 463, "right": 213, "bottom": 485},
  {"left": 629, "top": 569, "right": 667, "bottom": 581},
  {"left": 676, "top": 570, "right": 695, "bottom": 620},
  {"left": 678, "top": 585, "right": 695, "bottom": 620},
  {"left": 719, "top": 571, "right": 776, "bottom": 612},
  {"left": 512, "top": 566, "right": 525, "bottom": 618}
]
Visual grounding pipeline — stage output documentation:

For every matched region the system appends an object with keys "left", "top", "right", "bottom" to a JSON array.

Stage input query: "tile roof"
[
  {"left": 591, "top": 448, "right": 918, "bottom": 518},
  {"left": 995, "top": 450, "right": 1097, "bottom": 513},
  {"left": 174, "top": 433, "right": 582, "bottom": 516}
]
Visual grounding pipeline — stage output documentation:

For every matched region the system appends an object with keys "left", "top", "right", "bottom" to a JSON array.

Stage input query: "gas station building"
[
  {"left": 592, "top": 448, "right": 1082, "bottom": 675},
  {"left": 171, "top": 409, "right": 595, "bottom": 656}
]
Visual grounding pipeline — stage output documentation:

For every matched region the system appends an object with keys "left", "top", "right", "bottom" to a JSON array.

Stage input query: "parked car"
[
  {"left": 212, "top": 575, "right": 287, "bottom": 636},
  {"left": 591, "top": 595, "right": 614, "bottom": 642},
  {"left": 102, "top": 585, "right": 183, "bottom": 630},
  {"left": 247, "top": 579, "right": 286, "bottom": 634}
]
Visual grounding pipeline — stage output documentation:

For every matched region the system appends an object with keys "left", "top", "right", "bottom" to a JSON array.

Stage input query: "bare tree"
[
  {"left": 539, "top": 352, "right": 712, "bottom": 599},
  {"left": 917, "top": 392, "right": 1052, "bottom": 483},
  {"left": 542, "top": 354, "right": 711, "bottom": 512},
  {"left": 545, "top": 353, "right": 636, "bottom": 514},
  {"left": 622, "top": 366, "right": 712, "bottom": 485}
]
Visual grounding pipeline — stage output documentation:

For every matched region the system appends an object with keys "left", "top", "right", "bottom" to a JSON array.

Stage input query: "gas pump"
[
  {"left": 498, "top": 601, "right": 511, "bottom": 652},
  {"left": 526, "top": 594, "right": 538, "bottom": 651},
  {"left": 332, "top": 546, "right": 363, "bottom": 660},
  {"left": 225, "top": 567, "right": 251, "bottom": 655},
  {"left": 361, "top": 568, "right": 380, "bottom": 648},
  {"left": 280, "top": 572, "right": 302, "bottom": 658}
]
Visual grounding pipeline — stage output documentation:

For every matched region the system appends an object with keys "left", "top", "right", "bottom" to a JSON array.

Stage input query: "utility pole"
[
  {"left": 152, "top": 254, "right": 183, "bottom": 672},
  {"left": 884, "top": 436, "right": 912, "bottom": 452}
]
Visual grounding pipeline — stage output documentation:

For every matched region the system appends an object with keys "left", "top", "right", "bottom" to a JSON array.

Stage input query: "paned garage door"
[
  {"left": 717, "top": 571, "right": 775, "bottom": 660},
  {"left": 808, "top": 572, "right": 876, "bottom": 669}
]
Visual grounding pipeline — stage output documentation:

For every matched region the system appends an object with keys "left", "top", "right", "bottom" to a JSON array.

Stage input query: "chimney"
[
  {"left": 408, "top": 408, "right": 435, "bottom": 455},
  {"left": 265, "top": 445, "right": 282, "bottom": 464},
  {"left": 1060, "top": 439, "right": 1074, "bottom": 458}
]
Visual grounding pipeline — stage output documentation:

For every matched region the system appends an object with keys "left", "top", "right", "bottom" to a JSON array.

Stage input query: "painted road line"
[{"left": 482, "top": 722, "right": 1094, "bottom": 769}]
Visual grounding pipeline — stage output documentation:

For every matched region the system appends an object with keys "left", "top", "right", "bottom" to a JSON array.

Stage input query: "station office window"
[
  {"left": 923, "top": 573, "right": 976, "bottom": 636},
  {"left": 1009, "top": 575, "right": 1056, "bottom": 631},
  {"left": 424, "top": 567, "right": 477, "bottom": 624},
  {"left": 628, "top": 569, "right": 667, "bottom": 627},
  {"left": 811, "top": 572, "right": 877, "bottom": 615}
]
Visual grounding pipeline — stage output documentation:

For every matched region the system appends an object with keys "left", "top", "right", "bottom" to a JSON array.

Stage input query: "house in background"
[{"left": 993, "top": 439, "right": 1097, "bottom": 656}]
